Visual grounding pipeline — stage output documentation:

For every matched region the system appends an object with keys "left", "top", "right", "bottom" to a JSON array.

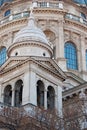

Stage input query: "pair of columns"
[{"left": 2, "top": 82, "right": 21, "bottom": 107}]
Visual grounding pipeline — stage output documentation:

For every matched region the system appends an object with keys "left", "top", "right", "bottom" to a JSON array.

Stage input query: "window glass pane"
[
  {"left": 4, "top": 10, "right": 10, "bottom": 17},
  {"left": 64, "top": 42, "right": 78, "bottom": 70},
  {"left": 81, "top": 12, "right": 86, "bottom": 19},
  {"left": 0, "top": 47, "right": 6, "bottom": 66}
]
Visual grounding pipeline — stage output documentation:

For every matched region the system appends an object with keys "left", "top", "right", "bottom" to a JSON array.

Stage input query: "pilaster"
[
  {"left": 56, "top": 19, "right": 67, "bottom": 71},
  {"left": 58, "top": 19, "right": 64, "bottom": 58},
  {"left": 29, "top": 70, "right": 37, "bottom": 106},
  {"left": 22, "top": 71, "right": 30, "bottom": 105},
  {"left": 80, "top": 35, "right": 86, "bottom": 71}
]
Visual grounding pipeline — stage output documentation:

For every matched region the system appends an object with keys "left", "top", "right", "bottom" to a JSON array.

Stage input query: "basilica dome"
[
  {"left": 8, "top": 11, "right": 53, "bottom": 57},
  {"left": 73, "top": 0, "right": 86, "bottom": 4}
]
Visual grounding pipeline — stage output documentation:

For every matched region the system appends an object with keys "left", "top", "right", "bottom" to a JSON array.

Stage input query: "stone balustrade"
[
  {"left": 0, "top": 11, "right": 29, "bottom": 25},
  {"left": 65, "top": 13, "right": 87, "bottom": 26},
  {"left": 0, "top": 3, "right": 87, "bottom": 27}
]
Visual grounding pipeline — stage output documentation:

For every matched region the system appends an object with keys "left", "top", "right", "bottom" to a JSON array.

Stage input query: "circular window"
[
  {"left": 15, "top": 52, "right": 18, "bottom": 56},
  {"left": 43, "top": 53, "right": 46, "bottom": 57}
]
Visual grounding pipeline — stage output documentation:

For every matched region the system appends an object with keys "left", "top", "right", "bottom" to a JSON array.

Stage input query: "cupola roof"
[{"left": 13, "top": 9, "right": 49, "bottom": 45}]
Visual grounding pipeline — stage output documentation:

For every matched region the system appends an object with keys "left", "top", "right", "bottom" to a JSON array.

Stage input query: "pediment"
[
  {"left": 0, "top": 57, "right": 66, "bottom": 81},
  {"left": 32, "top": 57, "right": 67, "bottom": 79},
  {"left": 0, "top": 57, "right": 27, "bottom": 72}
]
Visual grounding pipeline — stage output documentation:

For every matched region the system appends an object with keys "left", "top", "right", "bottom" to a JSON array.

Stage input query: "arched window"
[
  {"left": 80, "top": 12, "right": 86, "bottom": 19},
  {"left": 4, "top": 10, "right": 10, "bottom": 17},
  {"left": 47, "top": 86, "right": 55, "bottom": 109},
  {"left": 37, "top": 80, "right": 44, "bottom": 107},
  {"left": 14, "top": 80, "right": 23, "bottom": 107},
  {"left": 85, "top": 50, "right": 87, "bottom": 70},
  {"left": 0, "top": 0, "right": 3, "bottom": 6},
  {"left": 0, "top": 47, "right": 6, "bottom": 66},
  {"left": 4, "top": 85, "right": 12, "bottom": 106},
  {"left": 64, "top": 42, "right": 78, "bottom": 70}
]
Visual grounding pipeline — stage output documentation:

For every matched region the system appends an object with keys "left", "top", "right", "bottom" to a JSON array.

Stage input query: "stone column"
[
  {"left": 44, "top": 86, "right": 47, "bottom": 109},
  {"left": 56, "top": 86, "right": 62, "bottom": 116},
  {"left": 12, "top": 88, "right": 15, "bottom": 106},
  {"left": 11, "top": 82, "right": 15, "bottom": 106}
]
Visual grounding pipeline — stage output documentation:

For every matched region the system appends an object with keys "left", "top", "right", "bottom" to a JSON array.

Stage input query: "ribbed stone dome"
[{"left": 13, "top": 12, "right": 48, "bottom": 45}]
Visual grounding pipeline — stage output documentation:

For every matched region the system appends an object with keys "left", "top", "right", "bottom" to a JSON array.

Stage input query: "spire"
[{"left": 28, "top": 5, "right": 35, "bottom": 27}]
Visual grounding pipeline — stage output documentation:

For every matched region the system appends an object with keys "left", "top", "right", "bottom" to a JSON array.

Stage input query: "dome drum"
[{"left": 7, "top": 41, "right": 53, "bottom": 57}]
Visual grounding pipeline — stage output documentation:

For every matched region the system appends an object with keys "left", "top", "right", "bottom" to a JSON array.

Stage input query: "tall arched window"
[
  {"left": 64, "top": 42, "right": 78, "bottom": 70},
  {"left": 14, "top": 80, "right": 23, "bottom": 107},
  {"left": 85, "top": 50, "right": 87, "bottom": 70},
  {"left": 4, "top": 85, "right": 12, "bottom": 106},
  {"left": 80, "top": 12, "right": 86, "bottom": 19},
  {"left": 37, "top": 80, "right": 44, "bottom": 107},
  {"left": 0, "top": 47, "right": 6, "bottom": 66},
  {"left": 47, "top": 86, "right": 55, "bottom": 109},
  {"left": 4, "top": 10, "right": 10, "bottom": 17}
]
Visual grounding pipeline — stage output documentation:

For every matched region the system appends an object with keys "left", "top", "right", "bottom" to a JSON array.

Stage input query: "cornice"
[
  {"left": 0, "top": 8, "right": 66, "bottom": 35},
  {"left": 65, "top": 19, "right": 87, "bottom": 32},
  {"left": 0, "top": 57, "right": 65, "bottom": 82},
  {"left": 63, "top": 82, "right": 87, "bottom": 98},
  {"left": 32, "top": 56, "right": 67, "bottom": 78},
  {"left": 33, "top": 8, "right": 67, "bottom": 15},
  {"left": 7, "top": 41, "right": 53, "bottom": 57},
  {"left": 0, "top": 18, "right": 27, "bottom": 35}
]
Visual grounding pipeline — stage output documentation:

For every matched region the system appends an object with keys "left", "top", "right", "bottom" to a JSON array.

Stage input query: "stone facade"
[{"left": 0, "top": 0, "right": 87, "bottom": 119}]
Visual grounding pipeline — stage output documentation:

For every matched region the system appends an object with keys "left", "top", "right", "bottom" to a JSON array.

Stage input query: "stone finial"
[{"left": 28, "top": 5, "right": 35, "bottom": 27}]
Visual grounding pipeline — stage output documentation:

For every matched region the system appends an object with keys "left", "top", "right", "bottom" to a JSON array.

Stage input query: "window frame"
[
  {"left": 0, "top": 47, "right": 6, "bottom": 66},
  {"left": 64, "top": 42, "right": 78, "bottom": 70},
  {"left": 4, "top": 9, "right": 11, "bottom": 17}
]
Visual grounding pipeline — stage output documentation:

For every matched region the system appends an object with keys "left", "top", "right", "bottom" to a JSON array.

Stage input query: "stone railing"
[
  {"left": 0, "top": 11, "right": 29, "bottom": 25},
  {"left": 0, "top": 1, "right": 64, "bottom": 26},
  {"left": 65, "top": 13, "right": 87, "bottom": 26},
  {"left": 35, "top": 1, "right": 64, "bottom": 9}
]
